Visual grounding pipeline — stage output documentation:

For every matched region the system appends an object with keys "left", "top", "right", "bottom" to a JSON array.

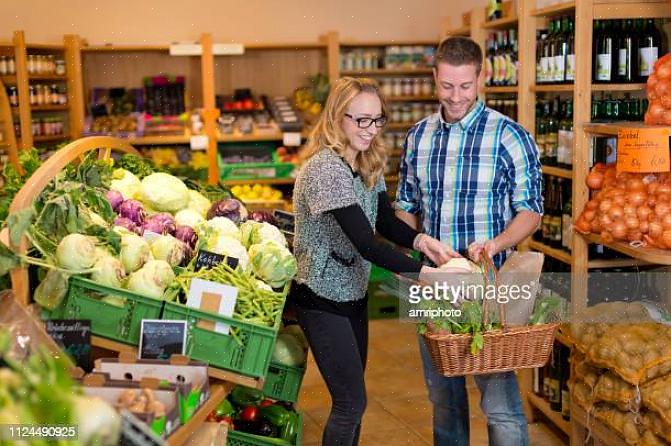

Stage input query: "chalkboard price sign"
[
  {"left": 45, "top": 319, "right": 92, "bottom": 371},
  {"left": 194, "top": 249, "right": 239, "bottom": 272},
  {"left": 139, "top": 320, "right": 187, "bottom": 360}
]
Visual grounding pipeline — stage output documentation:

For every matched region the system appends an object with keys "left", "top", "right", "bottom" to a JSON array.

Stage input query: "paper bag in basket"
[{"left": 497, "top": 251, "right": 544, "bottom": 325}]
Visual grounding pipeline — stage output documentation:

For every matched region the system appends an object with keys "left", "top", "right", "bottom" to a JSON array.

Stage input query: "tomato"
[
  {"left": 206, "top": 411, "right": 218, "bottom": 422},
  {"left": 240, "top": 405, "right": 259, "bottom": 422},
  {"left": 259, "top": 399, "right": 274, "bottom": 408},
  {"left": 219, "top": 416, "right": 234, "bottom": 427}
]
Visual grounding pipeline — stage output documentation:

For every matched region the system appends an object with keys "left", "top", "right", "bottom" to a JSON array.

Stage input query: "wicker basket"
[{"left": 422, "top": 254, "right": 558, "bottom": 377}]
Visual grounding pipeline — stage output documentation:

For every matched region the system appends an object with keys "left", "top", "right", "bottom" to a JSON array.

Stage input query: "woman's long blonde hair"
[{"left": 301, "top": 77, "right": 388, "bottom": 188}]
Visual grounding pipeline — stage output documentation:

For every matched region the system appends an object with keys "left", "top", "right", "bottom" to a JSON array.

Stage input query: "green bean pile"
[{"left": 167, "top": 261, "right": 286, "bottom": 328}]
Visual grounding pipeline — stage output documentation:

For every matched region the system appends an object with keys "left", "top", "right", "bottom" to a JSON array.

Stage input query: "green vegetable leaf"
[
  {"left": 7, "top": 208, "right": 35, "bottom": 247},
  {"left": 0, "top": 242, "right": 20, "bottom": 276},
  {"left": 33, "top": 269, "right": 70, "bottom": 311},
  {"left": 471, "top": 332, "right": 484, "bottom": 355}
]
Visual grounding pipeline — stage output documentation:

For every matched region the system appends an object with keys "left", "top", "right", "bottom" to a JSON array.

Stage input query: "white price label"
[
  {"left": 283, "top": 132, "right": 302, "bottom": 147},
  {"left": 190, "top": 135, "right": 209, "bottom": 151}
]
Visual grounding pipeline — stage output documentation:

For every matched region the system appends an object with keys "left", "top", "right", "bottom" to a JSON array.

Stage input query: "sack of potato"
[
  {"left": 586, "top": 323, "right": 671, "bottom": 385},
  {"left": 594, "top": 405, "right": 644, "bottom": 445},
  {"left": 643, "top": 374, "right": 671, "bottom": 427},
  {"left": 594, "top": 371, "right": 642, "bottom": 412},
  {"left": 643, "top": 411, "right": 671, "bottom": 444},
  {"left": 573, "top": 351, "right": 603, "bottom": 389},
  {"left": 639, "top": 430, "right": 671, "bottom": 446},
  {"left": 571, "top": 379, "right": 596, "bottom": 411}
]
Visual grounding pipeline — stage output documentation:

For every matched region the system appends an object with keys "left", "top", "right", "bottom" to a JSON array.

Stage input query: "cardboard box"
[
  {"left": 79, "top": 373, "right": 181, "bottom": 438},
  {"left": 95, "top": 353, "right": 210, "bottom": 423}
]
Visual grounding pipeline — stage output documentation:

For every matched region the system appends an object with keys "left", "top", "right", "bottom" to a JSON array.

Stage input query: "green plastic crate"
[
  {"left": 227, "top": 412, "right": 303, "bottom": 446},
  {"left": 42, "top": 276, "right": 164, "bottom": 345},
  {"left": 162, "top": 301, "right": 284, "bottom": 379},
  {"left": 219, "top": 152, "right": 295, "bottom": 180},
  {"left": 262, "top": 362, "right": 306, "bottom": 403}
]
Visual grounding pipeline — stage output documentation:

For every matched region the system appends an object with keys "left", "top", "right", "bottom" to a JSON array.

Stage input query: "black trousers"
[{"left": 295, "top": 298, "right": 369, "bottom": 446}]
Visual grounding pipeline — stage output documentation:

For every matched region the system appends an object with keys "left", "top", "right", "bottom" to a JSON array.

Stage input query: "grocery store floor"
[{"left": 296, "top": 319, "right": 567, "bottom": 445}]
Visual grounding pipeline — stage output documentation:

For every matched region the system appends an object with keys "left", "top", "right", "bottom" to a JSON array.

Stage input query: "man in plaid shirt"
[{"left": 396, "top": 37, "right": 543, "bottom": 445}]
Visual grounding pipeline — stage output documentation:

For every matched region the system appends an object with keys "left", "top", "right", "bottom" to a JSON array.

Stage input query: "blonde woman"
[{"left": 291, "top": 77, "right": 467, "bottom": 446}]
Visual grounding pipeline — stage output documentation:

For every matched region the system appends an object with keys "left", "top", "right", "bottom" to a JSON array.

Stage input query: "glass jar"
[
  {"left": 401, "top": 105, "right": 412, "bottom": 123},
  {"left": 412, "top": 103, "right": 424, "bottom": 122},
  {"left": 7, "top": 56, "right": 15, "bottom": 75},
  {"left": 391, "top": 104, "right": 402, "bottom": 123},
  {"left": 424, "top": 103, "right": 435, "bottom": 117},
  {"left": 55, "top": 59, "right": 66, "bottom": 76},
  {"left": 363, "top": 51, "right": 374, "bottom": 70},
  {"left": 354, "top": 50, "right": 364, "bottom": 71},
  {"left": 402, "top": 78, "right": 413, "bottom": 96},
  {"left": 0, "top": 56, "right": 7, "bottom": 76},
  {"left": 50, "top": 84, "right": 59, "bottom": 104},
  {"left": 27, "top": 55, "right": 35, "bottom": 74},
  {"left": 59, "top": 86, "right": 68, "bottom": 105},
  {"left": 392, "top": 78, "right": 403, "bottom": 97},
  {"left": 36, "top": 85, "right": 45, "bottom": 105},
  {"left": 383, "top": 132, "right": 395, "bottom": 148},
  {"left": 421, "top": 78, "right": 434, "bottom": 96},
  {"left": 381, "top": 78, "right": 393, "bottom": 97},
  {"left": 8, "top": 86, "right": 18, "bottom": 106},
  {"left": 412, "top": 78, "right": 422, "bottom": 96}
]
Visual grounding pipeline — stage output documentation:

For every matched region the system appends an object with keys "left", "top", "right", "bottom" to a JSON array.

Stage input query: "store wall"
[{"left": 0, "top": 0, "right": 485, "bottom": 45}]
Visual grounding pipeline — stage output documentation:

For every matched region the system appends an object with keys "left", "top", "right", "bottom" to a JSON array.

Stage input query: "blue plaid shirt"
[{"left": 395, "top": 100, "right": 543, "bottom": 268}]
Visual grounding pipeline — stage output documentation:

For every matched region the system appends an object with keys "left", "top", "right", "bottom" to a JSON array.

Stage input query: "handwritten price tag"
[{"left": 617, "top": 127, "right": 670, "bottom": 173}]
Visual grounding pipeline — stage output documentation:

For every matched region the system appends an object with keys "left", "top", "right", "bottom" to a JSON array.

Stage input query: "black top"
[{"left": 290, "top": 191, "right": 423, "bottom": 316}]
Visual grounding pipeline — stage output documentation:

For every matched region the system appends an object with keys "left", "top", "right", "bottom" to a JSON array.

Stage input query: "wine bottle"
[
  {"left": 638, "top": 19, "right": 661, "bottom": 82},
  {"left": 557, "top": 99, "right": 573, "bottom": 169},
  {"left": 510, "top": 29, "right": 519, "bottom": 86},
  {"left": 561, "top": 345, "right": 571, "bottom": 420},
  {"left": 487, "top": 0, "right": 502, "bottom": 21},
  {"left": 545, "top": 97, "right": 559, "bottom": 166},
  {"left": 617, "top": 19, "right": 636, "bottom": 83},
  {"left": 547, "top": 20, "right": 558, "bottom": 83},
  {"left": 549, "top": 342, "right": 562, "bottom": 411},
  {"left": 595, "top": 20, "right": 615, "bottom": 83},
  {"left": 536, "top": 30, "right": 546, "bottom": 84},
  {"left": 565, "top": 18, "right": 575, "bottom": 83},
  {"left": 562, "top": 195, "right": 573, "bottom": 252},
  {"left": 552, "top": 178, "right": 564, "bottom": 248},
  {"left": 555, "top": 18, "right": 567, "bottom": 83}
]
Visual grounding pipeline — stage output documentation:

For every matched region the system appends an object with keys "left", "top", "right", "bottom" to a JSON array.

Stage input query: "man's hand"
[
  {"left": 467, "top": 239, "right": 500, "bottom": 262},
  {"left": 414, "top": 234, "right": 461, "bottom": 266}
]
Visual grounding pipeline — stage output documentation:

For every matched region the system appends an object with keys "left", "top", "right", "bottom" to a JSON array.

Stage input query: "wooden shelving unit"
[
  {"left": 542, "top": 165, "right": 573, "bottom": 179},
  {"left": 530, "top": 1, "right": 575, "bottom": 17},
  {"left": 481, "top": 16, "right": 518, "bottom": 30},
  {"left": 527, "top": 392, "right": 571, "bottom": 436},
  {"left": 584, "top": 234, "right": 671, "bottom": 265},
  {"left": 340, "top": 68, "right": 434, "bottom": 76},
  {"left": 32, "top": 134, "right": 67, "bottom": 142},
  {"left": 30, "top": 104, "right": 69, "bottom": 111},
  {"left": 528, "top": 240, "right": 572, "bottom": 265},
  {"left": 571, "top": 403, "right": 630, "bottom": 446},
  {"left": 513, "top": 1, "right": 671, "bottom": 442},
  {"left": 0, "top": 75, "right": 16, "bottom": 84},
  {"left": 531, "top": 84, "right": 574, "bottom": 92},
  {"left": 387, "top": 95, "right": 435, "bottom": 101},
  {"left": 483, "top": 86, "right": 518, "bottom": 94},
  {"left": 591, "top": 83, "right": 647, "bottom": 92},
  {"left": 584, "top": 121, "right": 670, "bottom": 136},
  {"left": 444, "top": 25, "right": 470, "bottom": 37},
  {"left": 387, "top": 122, "right": 414, "bottom": 130},
  {"left": 28, "top": 74, "right": 67, "bottom": 81}
]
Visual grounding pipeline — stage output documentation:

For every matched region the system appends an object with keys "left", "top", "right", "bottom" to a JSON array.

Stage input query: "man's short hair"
[{"left": 434, "top": 37, "right": 483, "bottom": 74}]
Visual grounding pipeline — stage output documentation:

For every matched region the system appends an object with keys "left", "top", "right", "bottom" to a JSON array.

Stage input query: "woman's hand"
[
  {"left": 418, "top": 265, "right": 472, "bottom": 285},
  {"left": 414, "top": 234, "right": 461, "bottom": 267}
]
